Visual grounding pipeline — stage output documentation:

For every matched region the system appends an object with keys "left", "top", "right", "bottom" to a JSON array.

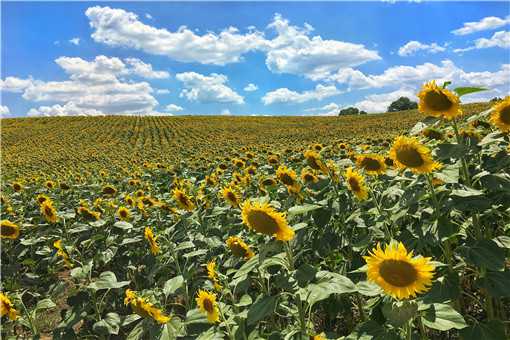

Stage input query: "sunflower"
[
  {"left": 301, "top": 168, "right": 319, "bottom": 184},
  {"left": 102, "top": 185, "right": 117, "bottom": 196},
  {"left": 417, "top": 81, "right": 461, "bottom": 120},
  {"left": 338, "top": 142, "right": 348, "bottom": 150},
  {"left": 345, "top": 167, "right": 368, "bottom": 201},
  {"left": 77, "top": 207, "right": 101, "bottom": 221},
  {"left": 1, "top": 220, "right": 20, "bottom": 239},
  {"left": 41, "top": 200, "right": 58, "bottom": 223},
  {"left": 0, "top": 292, "right": 18, "bottom": 320},
  {"left": 304, "top": 150, "right": 327, "bottom": 173},
  {"left": 206, "top": 260, "right": 222, "bottom": 290},
  {"left": 241, "top": 200, "right": 294, "bottom": 241},
  {"left": 12, "top": 182, "right": 22, "bottom": 192},
  {"left": 276, "top": 165, "right": 299, "bottom": 188},
  {"left": 45, "top": 180, "right": 55, "bottom": 189},
  {"left": 172, "top": 188, "right": 195, "bottom": 211},
  {"left": 356, "top": 154, "right": 386, "bottom": 176},
  {"left": 422, "top": 127, "right": 444, "bottom": 141},
  {"left": 364, "top": 242, "right": 435, "bottom": 300},
  {"left": 389, "top": 136, "right": 441, "bottom": 174},
  {"left": 125, "top": 195, "right": 135, "bottom": 207},
  {"left": 54, "top": 239, "right": 72, "bottom": 268},
  {"left": 222, "top": 185, "right": 241, "bottom": 208},
  {"left": 260, "top": 177, "right": 277, "bottom": 187},
  {"left": 268, "top": 154, "right": 279, "bottom": 165},
  {"left": 124, "top": 289, "right": 170, "bottom": 324},
  {"left": 196, "top": 290, "right": 220, "bottom": 323},
  {"left": 117, "top": 206, "right": 131, "bottom": 221},
  {"left": 144, "top": 227, "right": 160, "bottom": 255},
  {"left": 489, "top": 96, "right": 510, "bottom": 132},
  {"left": 226, "top": 236, "right": 254, "bottom": 259}
]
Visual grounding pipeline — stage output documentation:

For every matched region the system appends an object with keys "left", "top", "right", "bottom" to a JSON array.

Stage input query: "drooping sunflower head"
[
  {"left": 41, "top": 200, "right": 58, "bottom": 223},
  {"left": 222, "top": 185, "right": 240, "bottom": 208},
  {"left": 117, "top": 206, "right": 131, "bottom": 221},
  {"left": 355, "top": 154, "right": 387, "bottom": 176},
  {"left": 389, "top": 136, "right": 441, "bottom": 174},
  {"left": 172, "top": 188, "right": 195, "bottom": 211},
  {"left": 344, "top": 167, "right": 368, "bottom": 201},
  {"left": 304, "top": 150, "right": 325, "bottom": 172},
  {"left": 102, "top": 185, "right": 117, "bottom": 196},
  {"left": 268, "top": 154, "right": 279, "bottom": 165},
  {"left": 489, "top": 96, "right": 510, "bottom": 133},
  {"left": 417, "top": 81, "right": 461, "bottom": 120},
  {"left": 241, "top": 200, "right": 294, "bottom": 241},
  {"left": 422, "top": 127, "right": 444, "bottom": 141},
  {"left": 144, "top": 227, "right": 160, "bottom": 255},
  {"left": 124, "top": 289, "right": 170, "bottom": 324},
  {"left": 36, "top": 194, "right": 49, "bottom": 205},
  {"left": 364, "top": 242, "right": 435, "bottom": 300},
  {"left": 0, "top": 292, "right": 18, "bottom": 320},
  {"left": 226, "top": 236, "right": 254, "bottom": 259},
  {"left": 206, "top": 260, "right": 222, "bottom": 290},
  {"left": 301, "top": 168, "right": 319, "bottom": 184},
  {"left": 260, "top": 177, "right": 277, "bottom": 187},
  {"left": 196, "top": 289, "right": 220, "bottom": 323},
  {"left": 77, "top": 207, "right": 101, "bottom": 221},
  {"left": 276, "top": 165, "right": 298, "bottom": 187},
  {"left": 1, "top": 220, "right": 20, "bottom": 240}
]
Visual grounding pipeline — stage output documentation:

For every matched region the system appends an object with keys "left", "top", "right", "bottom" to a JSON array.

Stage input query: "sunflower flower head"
[
  {"left": 117, "top": 206, "right": 131, "bottom": 221},
  {"left": 222, "top": 185, "right": 241, "bottom": 208},
  {"left": 1, "top": 220, "right": 20, "bottom": 240},
  {"left": 345, "top": 167, "right": 369, "bottom": 201},
  {"left": 226, "top": 236, "right": 254, "bottom": 259},
  {"left": 53, "top": 239, "right": 73, "bottom": 268},
  {"left": 489, "top": 96, "right": 510, "bottom": 132},
  {"left": 356, "top": 154, "right": 387, "bottom": 176},
  {"left": 196, "top": 289, "right": 220, "bottom": 323},
  {"left": 0, "top": 292, "right": 18, "bottom": 320},
  {"left": 364, "top": 242, "right": 435, "bottom": 300},
  {"left": 241, "top": 200, "right": 294, "bottom": 241},
  {"left": 172, "top": 188, "right": 195, "bottom": 211},
  {"left": 40, "top": 200, "right": 58, "bottom": 223},
  {"left": 206, "top": 260, "right": 222, "bottom": 290},
  {"left": 144, "top": 227, "right": 160, "bottom": 255},
  {"left": 417, "top": 81, "right": 462, "bottom": 120},
  {"left": 389, "top": 136, "right": 441, "bottom": 174},
  {"left": 124, "top": 289, "right": 170, "bottom": 324}
]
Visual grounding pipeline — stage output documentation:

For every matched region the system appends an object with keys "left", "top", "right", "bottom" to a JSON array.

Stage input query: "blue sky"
[{"left": 1, "top": 1, "right": 509, "bottom": 117}]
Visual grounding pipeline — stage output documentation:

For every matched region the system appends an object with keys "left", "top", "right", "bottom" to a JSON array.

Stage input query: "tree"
[
  {"left": 387, "top": 97, "right": 418, "bottom": 112},
  {"left": 338, "top": 107, "right": 359, "bottom": 116}
]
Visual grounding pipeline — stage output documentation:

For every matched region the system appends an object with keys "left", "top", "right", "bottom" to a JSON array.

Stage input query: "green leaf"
[
  {"left": 442, "top": 81, "right": 452, "bottom": 88},
  {"left": 483, "top": 270, "right": 510, "bottom": 297},
  {"left": 163, "top": 276, "right": 184, "bottom": 297},
  {"left": 287, "top": 204, "right": 322, "bottom": 217},
  {"left": 346, "top": 320, "right": 400, "bottom": 340},
  {"left": 422, "top": 272, "right": 460, "bottom": 304},
  {"left": 460, "top": 320, "right": 506, "bottom": 340},
  {"left": 247, "top": 295, "right": 277, "bottom": 326},
  {"left": 299, "top": 271, "right": 356, "bottom": 305},
  {"left": 88, "top": 271, "right": 130, "bottom": 291},
  {"left": 233, "top": 254, "right": 259, "bottom": 279},
  {"left": 93, "top": 312, "right": 120, "bottom": 335},
  {"left": 458, "top": 240, "right": 505, "bottom": 271},
  {"left": 113, "top": 221, "right": 133, "bottom": 230},
  {"left": 421, "top": 303, "right": 467, "bottom": 331},
  {"left": 35, "top": 298, "right": 56, "bottom": 310},
  {"left": 453, "top": 87, "right": 487, "bottom": 97},
  {"left": 356, "top": 281, "right": 383, "bottom": 297},
  {"left": 70, "top": 261, "right": 93, "bottom": 280},
  {"left": 126, "top": 320, "right": 144, "bottom": 340},
  {"left": 235, "top": 294, "right": 252, "bottom": 307},
  {"left": 436, "top": 143, "right": 469, "bottom": 160},
  {"left": 382, "top": 301, "right": 418, "bottom": 327}
]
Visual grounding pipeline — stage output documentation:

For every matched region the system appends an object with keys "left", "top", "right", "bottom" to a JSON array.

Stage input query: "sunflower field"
[{"left": 1, "top": 83, "right": 509, "bottom": 339}]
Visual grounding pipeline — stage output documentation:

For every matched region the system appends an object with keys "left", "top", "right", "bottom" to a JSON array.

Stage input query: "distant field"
[{"left": 0, "top": 103, "right": 489, "bottom": 179}]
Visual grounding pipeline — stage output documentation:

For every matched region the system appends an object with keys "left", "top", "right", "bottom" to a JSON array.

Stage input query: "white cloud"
[
  {"left": 221, "top": 109, "right": 232, "bottom": 116},
  {"left": 304, "top": 102, "right": 341, "bottom": 116},
  {"left": 86, "top": 6, "right": 267, "bottom": 65},
  {"left": 155, "top": 89, "right": 170, "bottom": 95},
  {"left": 165, "top": 104, "right": 183, "bottom": 112},
  {"left": 0, "top": 105, "right": 10, "bottom": 116},
  {"left": 145, "top": 13, "right": 153, "bottom": 20},
  {"left": 3, "top": 56, "right": 160, "bottom": 116},
  {"left": 354, "top": 88, "right": 417, "bottom": 113},
  {"left": 0, "top": 77, "right": 34, "bottom": 92},
  {"left": 124, "top": 58, "right": 170, "bottom": 79},
  {"left": 398, "top": 41, "right": 446, "bottom": 56},
  {"left": 452, "top": 16, "right": 510, "bottom": 35},
  {"left": 265, "top": 14, "right": 381, "bottom": 80},
  {"left": 176, "top": 72, "right": 244, "bottom": 104},
  {"left": 69, "top": 37, "right": 80, "bottom": 45},
  {"left": 262, "top": 84, "right": 340, "bottom": 105},
  {"left": 27, "top": 102, "right": 105, "bottom": 117},
  {"left": 244, "top": 83, "right": 258, "bottom": 92},
  {"left": 454, "top": 31, "right": 510, "bottom": 53}
]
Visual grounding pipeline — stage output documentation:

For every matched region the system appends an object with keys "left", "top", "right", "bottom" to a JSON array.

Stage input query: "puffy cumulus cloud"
[
  {"left": 176, "top": 72, "right": 244, "bottom": 104},
  {"left": 165, "top": 104, "right": 183, "bottom": 112},
  {"left": 3, "top": 55, "right": 161, "bottom": 116},
  {"left": 244, "top": 83, "right": 258, "bottom": 92},
  {"left": 265, "top": 14, "right": 381, "bottom": 80},
  {"left": 27, "top": 102, "right": 104, "bottom": 117},
  {"left": 454, "top": 31, "right": 510, "bottom": 53},
  {"left": 124, "top": 58, "right": 170, "bottom": 79},
  {"left": 452, "top": 16, "right": 510, "bottom": 36},
  {"left": 327, "top": 60, "right": 510, "bottom": 93},
  {"left": 86, "top": 6, "right": 267, "bottom": 65},
  {"left": 0, "top": 105, "right": 10, "bottom": 116},
  {"left": 398, "top": 41, "right": 446, "bottom": 56},
  {"left": 304, "top": 102, "right": 341, "bottom": 116},
  {"left": 262, "top": 84, "right": 340, "bottom": 105},
  {"left": 0, "top": 77, "right": 34, "bottom": 92},
  {"left": 354, "top": 88, "right": 417, "bottom": 113},
  {"left": 221, "top": 109, "right": 232, "bottom": 116}
]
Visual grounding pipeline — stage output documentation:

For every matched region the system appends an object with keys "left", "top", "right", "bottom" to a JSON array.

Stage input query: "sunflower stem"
[
  {"left": 284, "top": 241, "right": 307, "bottom": 334},
  {"left": 218, "top": 303, "right": 234, "bottom": 340}
]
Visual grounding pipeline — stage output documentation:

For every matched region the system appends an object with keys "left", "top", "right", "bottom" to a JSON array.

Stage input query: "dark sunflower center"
[
  {"left": 304, "top": 173, "right": 314, "bottom": 182},
  {"left": 178, "top": 195, "right": 189, "bottom": 206},
  {"left": 280, "top": 173, "right": 295, "bottom": 186},
  {"left": 120, "top": 210, "right": 127, "bottom": 217},
  {"left": 307, "top": 157, "right": 321, "bottom": 170},
  {"left": 500, "top": 105, "right": 510, "bottom": 124},
  {"left": 227, "top": 191, "right": 237, "bottom": 202},
  {"left": 230, "top": 242, "right": 246, "bottom": 257},
  {"left": 424, "top": 91, "right": 453, "bottom": 112},
  {"left": 203, "top": 298, "right": 214, "bottom": 313},
  {"left": 45, "top": 206, "right": 54, "bottom": 216},
  {"left": 262, "top": 179, "right": 275, "bottom": 186},
  {"left": 379, "top": 259, "right": 418, "bottom": 287},
  {"left": 396, "top": 148, "right": 424, "bottom": 168},
  {"left": 348, "top": 177, "right": 361, "bottom": 192},
  {"left": 1, "top": 225, "right": 16, "bottom": 236},
  {"left": 361, "top": 158, "right": 382, "bottom": 171},
  {"left": 247, "top": 210, "right": 279, "bottom": 235}
]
